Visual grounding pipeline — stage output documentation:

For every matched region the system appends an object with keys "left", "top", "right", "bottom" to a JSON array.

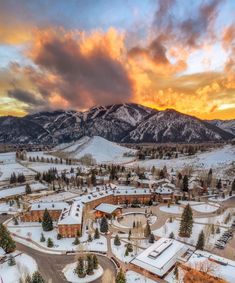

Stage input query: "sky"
[{"left": 0, "top": 0, "right": 235, "bottom": 119}]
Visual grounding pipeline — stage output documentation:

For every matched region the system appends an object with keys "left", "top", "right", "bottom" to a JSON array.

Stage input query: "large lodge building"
[{"left": 21, "top": 183, "right": 175, "bottom": 237}]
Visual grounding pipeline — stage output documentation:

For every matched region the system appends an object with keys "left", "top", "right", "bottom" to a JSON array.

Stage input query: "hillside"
[
  {"left": 0, "top": 103, "right": 234, "bottom": 144},
  {"left": 57, "top": 136, "right": 137, "bottom": 163}
]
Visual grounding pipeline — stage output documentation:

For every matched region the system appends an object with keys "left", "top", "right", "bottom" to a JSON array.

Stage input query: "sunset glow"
[{"left": 0, "top": 0, "right": 235, "bottom": 119}]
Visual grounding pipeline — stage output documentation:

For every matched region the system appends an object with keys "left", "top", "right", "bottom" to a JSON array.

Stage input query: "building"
[
  {"left": 58, "top": 201, "right": 83, "bottom": 237},
  {"left": 94, "top": 203, "right": 122, "bottom": 218},
  {"left": 130, "top": 238, "right": 192, "bottom": 279},
  {"left": 22, "top": 202, "right": 69, "bottom": 222}
]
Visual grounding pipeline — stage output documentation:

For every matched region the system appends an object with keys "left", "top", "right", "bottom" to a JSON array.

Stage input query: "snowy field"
[
  {"left": 26, "top": 162, "right": 76, "bottom": 173},
  {"left": 0, "top": 152, "right": 34, "bottom": 182},
  {"left": 159, "top": 205, "right": 183, "bottom": 214},
  {"left": 126, "top": 271, "right": 160, "bottom": 283},
  {"left": 63, "top": 262, "right": 103, "bottom": 283},
  {"left": 0, "top": 182, "right": 48, "bottom": 198},
  {"left": 128, "top": 145, "right": 235, "bottom": 173},
  {"left": 192, "top": 203, "right": 219, "bottom": 213},
  {"left": 57, "top": 136, "right": 137, "bottom": 164},
  {"left": 0, "top": 251, "right": 38, "bottom": 283},
  {"left": 0, "top": 202, "right": 22, "bottom": 214}
]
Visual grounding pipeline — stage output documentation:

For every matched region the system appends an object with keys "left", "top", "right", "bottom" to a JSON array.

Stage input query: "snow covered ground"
[
  {"left": 128, "top": 145, "right": 235, "bottom": 175},
  {"left": 159, "top": 205, "right": 183, "bottom": 214},
  {"left": 0, "top": 152, "right": 34, "bottom": 182},
  {"left": 8, "top": 222, "right": 107, "bottom": 252},
  {"left": 0, "top": 182, "right": 48, "bottom": 199},
  {"left": 0, "top": 202, "right": 22, "bottom": 214},
  {"left": 0, "top": 251, "right": 38, "bottom": 283},
  {"left": 111, "top": 239, "right": 137, "bottom": 263},
  {"left": 126, "top": 271, "right": 160, "bottom": 283},
  {"left": 63, "top": 262, "right": 103, "bottom": 283},
  {"left": 57, "top": 136, "right": 137, "bottom": 164},
  {"left": 192, "top": 203, "right": 219, "bottom": 213},
  {"left": 26, "top": 162, "right": 75, "bottom": 173}
]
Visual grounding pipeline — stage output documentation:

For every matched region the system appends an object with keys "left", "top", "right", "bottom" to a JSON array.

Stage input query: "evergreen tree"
[
  {"left": 47, "top": 237, "right": 54, "bottom": 248},
  {"left": 13, "top": 217, "right": 19, "bottom": 225},
  {"left": 31, "top": 271, "right": 45, "bottom": 283},
  {"left": 25, "top": 183, "right": 32, "bottom": 195},
  {"left": 91, "top": 170, "right": 97, "bottom": 186},
  {"left": 86, "top": 254, "right": 94, "bottom": 275},
  {"left": 8, "top": 254, "right": 16, "bottom": 266},
  {"left": 42, "top": 209, "right": 53, "bottom": 231},
  {"left": 183, "top": 175, "right": 189, "bottom": 192},
  {"left": 169, "top": 232, "right": 175, "bottom": 239},
  {"left": 75, "top": 257, "right": 85, "bottom": 278},
  {"left": 40, "top": 233, "right": 45, "bottom": 242},
  {"left": 10, "top": 172, "right": 17, "bottom": 184},
  {"left": 128, "top": 229, "right": 131, "bottom": 241},
  {"left": 100, "top": 216, "right": 109, "bottom": 233},
  {"left": 216, "top": 179, "right": 222, "bottom": 190},
  {"left": 211, "top": 224, "right": 215, "bottom": 235},
  {"left": 125, "top": 247, "right": 129, "bottom": 256},
  {"left": 126, "top": 243, "right": 133, "bottom": 252},
  {"left": 114, "top": 234, "right": 121, "bottom": 246},
  {"left": 93, "top": 254, "right": 98, "bottom": 269},
  {"left": 174, "top": 265, "right": 179, "bottom": 280},
  {"left": 216, "top": 227, "right": 220, "bottom": 234},
  {"left": 149, "top": 233, "right": 155, "bottom": 243},
  {"left": 178, "top": 204, "right": 193, "bottom": 237},
  {"left": 231, "top": 179, "right": 235, "bottom": 192},
  {"left": 116, "top": 269, "right": 126, "bottom": 283},
  {"left": 196, "top": 230, "right": 205, "bottom": 250},
  {"left": 94, "top": 228, "right": 100, "bottom": 239},
  {"left": 88, "top": 233, "right": 93, "bottom": 242},
  {"left": 73, "top": 237, "right": 80, "bottom": 245},
  {"left": 0, "top": 224, "right": 16, "bottom": 253},
  {"left": 144, "top": 222, "right": 151, "bottom": 238},
  {"left": 57, "top": 233, "right": 62, "bottom": 240}
]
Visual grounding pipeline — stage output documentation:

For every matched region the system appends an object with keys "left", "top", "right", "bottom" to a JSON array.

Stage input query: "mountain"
[
  {"left": 0, "top": 103, "right": 233, "bottom": 144},
  {"left": 56, "top": 136, "right": 137, "bottom": 163},
  {"left": 206, "top": 119, "right": 235, "bottom": 136}
]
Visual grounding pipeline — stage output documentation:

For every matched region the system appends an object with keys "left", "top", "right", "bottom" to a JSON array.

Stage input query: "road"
[{"left": 16, "top": 242, "right": 116, "bottom": 283}]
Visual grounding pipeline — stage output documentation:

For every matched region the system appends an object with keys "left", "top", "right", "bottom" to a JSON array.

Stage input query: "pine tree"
[
  {"left": 8, "top": 254, "right": 16, "bottom": 266},
  {"left": 73, "top": 236, "right": 80, "bottom": 245},
  {"left": 128, "top": 229, "right": 131, "bottom": 241},
  {"left": 144, "top": 221, "right": 151, "bottom": 238},
  {"left": 25, "top": 183, "right": 32, "bottom": 194},
  {"left": 91, "top": 170, "right": 96, "bottom": 186},
  {"left": 40, "top": 233, "right": 45, "bottom": 242},
  {"left": 169, "top": 232, "right": 175, "bottom": 239},
  {"left": 100, "top": 216, "right": 109, "bottom": 233},
  {"left": 216, "top": 227, "right": 220, "bottom": 234},
  {"left": 31, "top": 271, "right": 45, "bottom": 283},
  {"left": 114, "top": 234, "right": 121, "bottom": 246},
  {"left": 116, "top": 269, "right": 126, "bottom": 283},
  {"left": 125, "top": 247, "right": 129, "bottom": 256},
  {"left": 196, "top": 230, "right": 205, "bottom": 250},
  {"left": 57, "top": 233, "right": 62, "bottom": 240},
  {"left": 183, "top": 175, "right": 189, "bottom": 192},
  {"left": 75, "top": 257, "right": 85, "bottom": 278},
  {"left": 0, "top": 224, "right": 16, "bottom": 253},
  {"left": 93, "top": 254, "right": 98, "bottom": 269},
  {"left": 94, "top": 228, "right": 100, "bottom": 239},
  {"left": 88, "top": 233, "right": 93, "bottom": 242},
  {"left": 126, "top": 243, "right": 133, "bottom": 252},
  {"left": 47, "top": 237, "right": 54, "bottom": 248},
  {"left": 86, "top": 254, "right": 94, "bottom": 275},
  {"left": 13, "top": 217, "right": 19, "bottom": 225},
  {"left": 42, "top": 209, "right": 53, "bottom": 231},
  {"left": 174, "top": 265, "right": 179, "bottom": 280},
  {"left": 232, "top": 179, "right": 235, "bottom": 192},
  {"left": 178, "top": 204, "right": 193, "bottom": 237},
  {"left": 149, "top": 233, "right": 155, "bottom": 243}
]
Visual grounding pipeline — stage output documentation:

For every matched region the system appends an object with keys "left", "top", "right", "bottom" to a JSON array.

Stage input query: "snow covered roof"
[
  {"left": 95, "top": 203, "right": 121, "bottom": 214},
  {"left": 131, "top": 238, "right": 189, "bottom": 277},
  {"left": 114, "top": 188, "right": 151, "bottom": 196},
  {"left": 155, "top": 187, "right": 173, "bottom": 194},
  {"left": 58, "top": 201, "right": 83, "bottom": 225},
  {"left": 31, "top": 202, "right": 69, "bottom": 211}
]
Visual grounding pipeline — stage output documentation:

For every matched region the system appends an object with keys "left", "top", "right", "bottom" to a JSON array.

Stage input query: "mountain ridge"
[{"left": 0, "top": 103, "right": 234, "bottom": 144}]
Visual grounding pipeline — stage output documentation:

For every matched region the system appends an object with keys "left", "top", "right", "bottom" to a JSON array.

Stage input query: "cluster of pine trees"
[
  {"left": 74, "top": 255, "right": 99, "bottom": 278},
  {"left": 10, "top": 172, "right": 26, "bottom": 184}
]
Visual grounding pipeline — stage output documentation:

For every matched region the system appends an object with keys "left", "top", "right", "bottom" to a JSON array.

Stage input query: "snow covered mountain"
[
  {"left": 206, "top": 119, "right": 235, "bottom": 136},
  {"left": 57, "top": 136, "right": 137, "bottom": 163},
  {"left": 0, "top": 103, "right": 233, "bottom": 144}
]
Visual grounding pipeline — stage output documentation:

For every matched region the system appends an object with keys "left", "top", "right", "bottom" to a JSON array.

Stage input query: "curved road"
[{"left": 15, "top": 242, "right": 116, "bottom": 283}]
